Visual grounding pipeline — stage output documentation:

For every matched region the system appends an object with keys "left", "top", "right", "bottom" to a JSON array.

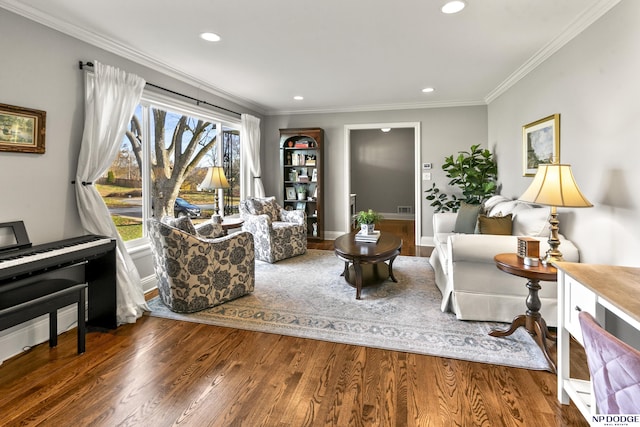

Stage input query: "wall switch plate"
[
  {"left": 422, "top": 172, "right": 432, "bottom": 180},
  {"left": 423, "top": 162, "right": 432, "bottom": 170}
]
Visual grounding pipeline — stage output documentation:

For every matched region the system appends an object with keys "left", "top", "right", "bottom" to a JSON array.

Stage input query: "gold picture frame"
[
  {"left": 0, "top": 103, "right": 46, "bottom": 154},
  {"left": 522, "top": 114, "right": 559, "bottom": 176}
]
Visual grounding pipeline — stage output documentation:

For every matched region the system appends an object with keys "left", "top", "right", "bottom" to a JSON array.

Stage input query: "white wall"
[
  {"left": 263, "top": 106, "right": 488, "bottom": 240},
  {"left": 488, "top": 0, "right": 640, "bottom": 267},
  {"left": 0, "top": 9, "right": 260, "bottom": 363}
]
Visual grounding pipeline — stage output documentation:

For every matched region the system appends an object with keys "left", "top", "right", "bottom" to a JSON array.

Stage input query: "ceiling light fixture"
[
  {"left": 441, "top": 1, "right": 466, "bottom": 14},
  {"left": 200, "top": 32, "right": 221, "bottom": 42},
  {"left": 293, "top": 95, "right": 304, "bottom": 100},
  {"left": 381, "top": 128, "right": 391, "bottom": 132},
  {"left": 422, "top": 87, "right": 435, "bottom": 93}
]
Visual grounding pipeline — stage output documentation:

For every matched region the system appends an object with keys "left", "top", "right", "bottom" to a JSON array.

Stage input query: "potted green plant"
[
  {"left": 425, "top": 144, "right": 498, "bottom": 213},
  {"left": 296, "top": 184, "right": 307, "bottom": 200},
  {"left": 356, "top": 209, "right": 383, "bottom": 234}
]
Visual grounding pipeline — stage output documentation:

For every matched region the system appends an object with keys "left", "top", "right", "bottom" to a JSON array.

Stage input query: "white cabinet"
[{"left": 556, "top": 262, "right": 640, "bottom": 419}]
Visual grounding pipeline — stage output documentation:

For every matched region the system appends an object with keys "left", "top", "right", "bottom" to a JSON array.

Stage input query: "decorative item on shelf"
[
  {"left": 519, "top": 163, "right": 592, "bottom": 264},
  {"left": 311, "top": 169, "right": 318, "bottom": 182},
  {"left": 288, "top": 170, "right": 298, "bottom": 182},
  {"left": 294, "top": 140, "right": 309, "bottom": 148},
  {"left": 285, "top": 186, "right": 296, "bottom": 200},
  {"left": 298, "top": 175, "right": 310, "bottom": 183},
  {"left": 296, "top": 202, "right": 305, "bottom": 210},
  {"left": 517, "top": 237, "right": 540, "bottom": 260},
  {"left": 296, "top": 184, "right": 307, "bottom": 200},
  {"left": 287, "top": 140, "right": 294, "bottom": 147},
  {"left": 305, "top": 155, "right": 316, "bottom": 166},
  {"left": 355, "top": 209, "right": 383, "bottom": 235},
  {"left": 199, "top": 166, "right": 230, "bottom": 216},
  {"left": 312, "top": 223, "right": 318, "bottom": 237}
]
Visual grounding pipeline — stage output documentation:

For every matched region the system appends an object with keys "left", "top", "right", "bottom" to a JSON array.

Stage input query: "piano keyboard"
[{"left": 0, "top": 235, "right": 113, "bottom": 271}]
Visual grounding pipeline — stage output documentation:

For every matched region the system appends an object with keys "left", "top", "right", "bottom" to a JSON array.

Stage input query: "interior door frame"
[{"left": 343, "top": 122, "right": 421, "bottom": 244}]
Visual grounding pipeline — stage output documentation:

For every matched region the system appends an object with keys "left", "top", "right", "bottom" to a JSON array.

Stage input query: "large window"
[{"left": 98, "top": 93, "right": 241, "bottom": 242}]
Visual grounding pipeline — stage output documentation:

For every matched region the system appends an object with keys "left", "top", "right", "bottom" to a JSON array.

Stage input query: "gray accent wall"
[
  {"left": 350, "top": 128, "right": 414, "bottom": 216},
  {"left": 488, "top": 0, "right": 639, "bottom": 268}
]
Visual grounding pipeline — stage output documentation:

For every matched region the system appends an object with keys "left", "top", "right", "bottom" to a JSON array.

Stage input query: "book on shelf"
[{"left": 355, "top": 230, "right": 381, "bottom": 243}]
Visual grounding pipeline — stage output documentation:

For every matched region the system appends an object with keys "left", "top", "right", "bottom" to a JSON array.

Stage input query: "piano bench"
[{"left": 0, "top": 279, "right": 88, "bottom": 354}]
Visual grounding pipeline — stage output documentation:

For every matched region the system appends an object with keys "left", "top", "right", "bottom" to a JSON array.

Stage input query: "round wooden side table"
[{"left": 490, "top": 253, "right": 558, "bottom": 372}]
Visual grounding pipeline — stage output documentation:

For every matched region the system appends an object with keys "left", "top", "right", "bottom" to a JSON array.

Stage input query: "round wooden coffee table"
[{"left": 334, "top": 231, "right": 402, "bottom": 299}]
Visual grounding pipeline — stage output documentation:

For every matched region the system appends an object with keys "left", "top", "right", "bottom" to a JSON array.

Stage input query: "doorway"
[{"left": 343, "top": 122, "right": 421, "bottom": 245}]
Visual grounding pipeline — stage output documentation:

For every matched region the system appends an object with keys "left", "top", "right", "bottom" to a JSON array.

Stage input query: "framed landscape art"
[
  {"left": 522, "top": 114, "right": 559, "bottom": 176},
  {"left": 0, "top": 103, "right": 46, "bottom": 154}
]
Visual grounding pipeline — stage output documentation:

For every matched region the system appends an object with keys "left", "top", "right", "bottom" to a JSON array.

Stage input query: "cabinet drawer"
[{"left": 566, "top": 277, "right": 596, "bottom": 343}]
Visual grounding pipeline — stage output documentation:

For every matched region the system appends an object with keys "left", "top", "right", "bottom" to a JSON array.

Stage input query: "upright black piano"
[{"left": 0, "top": 221, "right": 117, "bottom": 330}]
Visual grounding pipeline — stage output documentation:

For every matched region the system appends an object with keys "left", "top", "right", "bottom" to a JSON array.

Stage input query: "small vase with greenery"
[
  {"left": 296, "top": 184, "right": 307, "bottom": 200},
  {"left": 425, "top": 144, "right": 498, "bottom": 213},
  {"left": 356, "top": 209, "right": 383, "bottom": 234}
]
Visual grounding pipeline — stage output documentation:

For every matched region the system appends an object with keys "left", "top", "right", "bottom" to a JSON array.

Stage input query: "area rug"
[{"left": 148, "top": 249, "right": 551, "bottom": 371}]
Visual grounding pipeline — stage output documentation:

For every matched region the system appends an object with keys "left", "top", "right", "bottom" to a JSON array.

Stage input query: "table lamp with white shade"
[
  {"left": 199, "top": 166, "right": 230, "bottom": 217},
  {"left": 518, "top": 163, "right": 592, "bottom": 263}
]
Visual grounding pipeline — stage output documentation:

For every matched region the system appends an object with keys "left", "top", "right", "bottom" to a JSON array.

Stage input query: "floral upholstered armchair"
[
  {"left": 147, "top": 216, "right": 255, "bottom": 313},
  {"left": 239, "top": 196, "right": 307, "bottom": 263}
]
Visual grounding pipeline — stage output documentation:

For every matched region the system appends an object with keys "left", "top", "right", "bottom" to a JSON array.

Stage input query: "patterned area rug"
[{"left": 148, "top": 249, "right": 550, "bottom": 371}]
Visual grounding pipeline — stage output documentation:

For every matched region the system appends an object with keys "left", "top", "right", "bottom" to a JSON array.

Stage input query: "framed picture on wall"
[
  {"left": 0, "top": 103, "right": 46, "bottom": 154},
  {"left": 522, "top": 114, "right": 560, "bottom": 176}
]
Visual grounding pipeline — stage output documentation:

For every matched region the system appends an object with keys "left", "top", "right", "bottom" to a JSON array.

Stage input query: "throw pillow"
[
  {"left": 478, "top": 214, "right": 513, "bottom": 235},
  {"left": 247, "top": 196, "right": 279, "bottom": 222},
  {"left": 162, "top": 215, "right": 196, "bottom": 235},
  {"left": 454, "top": 202, "right": 482, "bottom": 234},
  {"left": 513, "top": 207, "right": 550, "bottom": 237}
]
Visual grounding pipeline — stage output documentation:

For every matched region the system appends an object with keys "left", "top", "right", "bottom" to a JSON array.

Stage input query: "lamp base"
[{"left": 543, "top": 206, "right": 563, "bottom": 265}]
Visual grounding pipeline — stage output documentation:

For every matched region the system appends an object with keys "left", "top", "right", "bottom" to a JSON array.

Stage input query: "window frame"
[{"left": 124, "top": 90, "right": 242, "bottom": 251}]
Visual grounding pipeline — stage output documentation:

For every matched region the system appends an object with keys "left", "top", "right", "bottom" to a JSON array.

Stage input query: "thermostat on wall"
[{"left": 423, "top": 162, "right": 432, "bottom": 170}]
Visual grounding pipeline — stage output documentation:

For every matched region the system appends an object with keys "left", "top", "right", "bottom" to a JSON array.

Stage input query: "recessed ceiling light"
[
  {"left": 293, "top": 95, "right": 304, "bottom": 101},
  {"left": 200, "top": 32, "right": 221, "bottom": 42},
  {"left": 381, "top": 128, "right": 391, "bottom": 132},
  {"left": 422, "top": 87, "right": 435, "bottom": 93},
  {"left": 441, "top": 1, "right": 466, "bottom": 14}
]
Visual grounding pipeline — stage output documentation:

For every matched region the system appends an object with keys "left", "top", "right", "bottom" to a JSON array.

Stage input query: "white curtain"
[
  {"left": 241, "top": 114, "right": 265, "bottom": 198},
  {"left": 75, "top": 61, "right": 148, "bottom": 325}
]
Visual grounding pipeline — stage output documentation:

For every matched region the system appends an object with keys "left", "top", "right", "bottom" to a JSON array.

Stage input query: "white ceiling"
[{"left": 0, "top": 0, "right": 619, "bottom": 115}]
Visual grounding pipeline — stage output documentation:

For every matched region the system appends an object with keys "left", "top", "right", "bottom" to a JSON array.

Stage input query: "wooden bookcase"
[{"left": 280, "top": 128, "right": 324, "bottom": 241}]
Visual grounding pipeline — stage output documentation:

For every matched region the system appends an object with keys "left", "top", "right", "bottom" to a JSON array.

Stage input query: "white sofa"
[{"left": 429, "top": 195, "right": 580, "bottom": 326}]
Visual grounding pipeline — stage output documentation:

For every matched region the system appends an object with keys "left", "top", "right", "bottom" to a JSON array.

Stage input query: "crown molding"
[
  {"left": 265, "top": 99, "right": 486, "bottom": 116},
  {"left": 0, "top": 0, "right": 267, "bottom": 115},
  {"left": 485, "top": 0, "right": 621, "bottom": 104}
]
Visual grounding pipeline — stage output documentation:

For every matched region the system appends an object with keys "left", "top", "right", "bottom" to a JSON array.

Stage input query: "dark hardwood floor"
[{"left": 0, "top": 220, "right": 590, "bottom": 426}]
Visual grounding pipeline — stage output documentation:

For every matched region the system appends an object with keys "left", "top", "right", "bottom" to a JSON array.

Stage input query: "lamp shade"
[
  {"left": 199, "top": 166, "right": 230, "bottom": 191},
  {"left": 519, "top": 164, "right": 592, "bottom": 208}
]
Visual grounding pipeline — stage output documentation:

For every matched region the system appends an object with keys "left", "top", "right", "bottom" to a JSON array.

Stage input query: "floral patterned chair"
[
  {"left": 239, "top": 196, "right": 307, "bottom": 263},
  {"left": 147, "top": 216, "right": 255, "bottom": 313}
]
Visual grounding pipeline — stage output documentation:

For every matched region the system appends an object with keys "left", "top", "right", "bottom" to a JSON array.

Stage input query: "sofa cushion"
[
  {"left": 454, "top": 202, "right": 482, "bottom": 234},
  {"left": 478, "top": 214, "right": 513, "bottom": 235},
  {"left": 513, "top": 207, "right": 550, "bottom": 237}
]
